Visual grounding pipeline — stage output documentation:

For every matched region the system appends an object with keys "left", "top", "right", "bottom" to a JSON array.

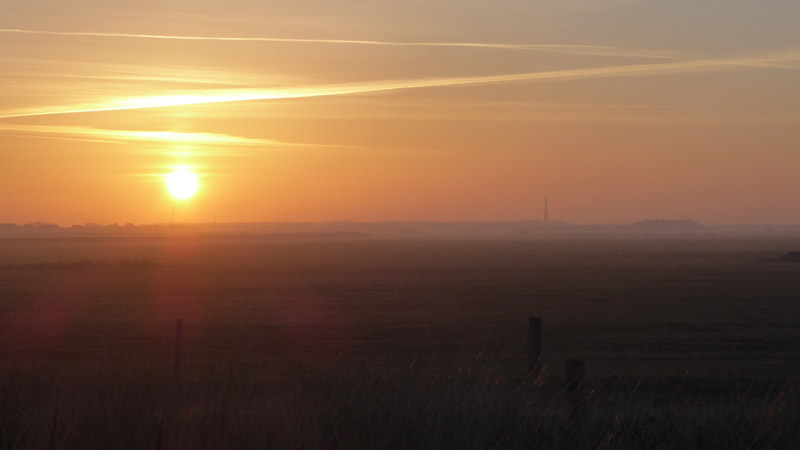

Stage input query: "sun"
[{"left": 166, "top": 169, "right": 199, "bottom": 199}]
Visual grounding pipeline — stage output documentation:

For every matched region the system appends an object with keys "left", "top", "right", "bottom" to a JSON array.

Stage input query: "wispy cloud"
[
  {"left": 0, "top": 123, "right": 342, "bottom": 149},
  {"left": 0, "top": 57, "right": 287, "bottom": 87},
  {"left": 1, "top": 49, "right": 798, "bottom": 120},
  {"left": 0, "top": 28, "right": 686, "bottom": 59}
]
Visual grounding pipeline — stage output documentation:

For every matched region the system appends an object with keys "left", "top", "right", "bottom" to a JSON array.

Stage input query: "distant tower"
[{"left": 544, "top": 198, "right": 549, "bottom": 222}]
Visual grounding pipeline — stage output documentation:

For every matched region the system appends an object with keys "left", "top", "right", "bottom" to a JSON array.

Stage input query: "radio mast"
[{"left": 544, "top": 198, "right": 549, "bottom": 222}]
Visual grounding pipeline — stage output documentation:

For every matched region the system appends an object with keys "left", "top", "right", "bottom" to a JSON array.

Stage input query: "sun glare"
[{"left": 166, "top": 169, "right": 199, "bottom": 199}]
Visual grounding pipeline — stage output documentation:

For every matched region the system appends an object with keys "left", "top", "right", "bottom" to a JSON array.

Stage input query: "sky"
[{"left": 1, "top": 0, "right": 799, "bottom": 225}]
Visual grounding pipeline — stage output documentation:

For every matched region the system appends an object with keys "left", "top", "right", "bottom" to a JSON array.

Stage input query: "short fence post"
[
  {"left": 174, "top": 319, "right": 183, "bottom": 380},
  {"left": 565, "top": 358, "right": 587, "bottom": 414},
  {"left": 154, "top": 412, "right": 164, "bottom": 450},
  {"left": 49, "top": 406, "right": 58, "bottom": 450},
  {"left": 529, "top": 317, "right": 542, "bottom": 373}
]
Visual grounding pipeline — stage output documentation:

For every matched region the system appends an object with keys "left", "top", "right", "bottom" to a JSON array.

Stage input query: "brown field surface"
[{"left": 0, "top": 236, "right": 798, "bottom": 448}]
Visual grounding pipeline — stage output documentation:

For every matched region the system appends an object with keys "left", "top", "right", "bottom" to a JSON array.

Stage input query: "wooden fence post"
[
  {"left": 529, "top": 317, "right": 542, "bottom": 373},
  {"left": 174, "top": 319, "right": 183, "bottom": 380},
  {"left": 155, "top": 412, "right": 165, "bottom": 450},
  {"left": 49, "top": 406, "right": 58, "bottom": 450},
  {"left": 565, "top": 358, "right": 587, "bottom": 414},
  {"left": 565, "top": 359, "right": 584, "bottom": 391}
]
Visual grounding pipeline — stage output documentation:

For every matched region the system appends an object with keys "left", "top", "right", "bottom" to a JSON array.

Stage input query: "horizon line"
[{"left": 5, "top": 219, "right": 800, "bottom": 228}]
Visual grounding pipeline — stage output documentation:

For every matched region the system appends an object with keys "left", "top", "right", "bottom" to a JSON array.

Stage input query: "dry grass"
[{"left": 1, "top": 358, "right": 797, "bottom": 450}]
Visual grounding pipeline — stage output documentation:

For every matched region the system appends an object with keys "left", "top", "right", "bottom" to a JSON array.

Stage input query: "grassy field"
[{"left": 0, "top": 236, "right": 798, "bottom": 448}]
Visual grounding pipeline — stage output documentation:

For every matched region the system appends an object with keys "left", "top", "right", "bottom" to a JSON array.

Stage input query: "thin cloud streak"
[
  {"left": 0, "top": 57, "right": 287, "bottom": 87},
  {"left": 11, "top": 72, "right": 249, "bottom": 86},
  {"left": 0, "top": 124, "right": 344, "bottom": 149},
  {"left": 0, "top": 28, "right": 686, "bottom": 59},
  {"left": 1, "top": 49, "right": 799, "bottom": 120}
]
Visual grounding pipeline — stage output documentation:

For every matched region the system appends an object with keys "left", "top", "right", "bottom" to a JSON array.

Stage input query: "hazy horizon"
[
  {"left": 4, "top": 218, "right": 800, "bottom": 241},
  {"left": 4, "top": 216, "right": 800, "bottom": 229}
]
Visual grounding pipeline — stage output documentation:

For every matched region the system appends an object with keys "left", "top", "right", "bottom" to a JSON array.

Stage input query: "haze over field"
[{"left": 2, "top": 1, "right": 799, "bottom": 225}]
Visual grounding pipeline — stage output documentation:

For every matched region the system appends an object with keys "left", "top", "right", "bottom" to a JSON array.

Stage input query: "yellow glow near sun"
[{"left": 166, "top": 169, "right": 199, "bottom": 199}]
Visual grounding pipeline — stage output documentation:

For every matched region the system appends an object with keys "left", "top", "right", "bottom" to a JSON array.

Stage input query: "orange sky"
[{"left": 1, "top": 1, "right": 799, "bottom": 225}]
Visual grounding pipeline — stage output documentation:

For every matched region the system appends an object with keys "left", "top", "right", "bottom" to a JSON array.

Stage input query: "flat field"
[{"left": 0, "top": 236, "right": 798, "bottom": 448}]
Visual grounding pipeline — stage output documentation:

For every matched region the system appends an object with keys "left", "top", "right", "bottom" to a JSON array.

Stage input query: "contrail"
[
  {"left": 0, "top": 123, "right": 346, "bottom": 148},
  {"left": 1, "top": 50, "right": 798, "bottom": 119},
  {"left": 0, "top": 28, "right": 686, "bottom": 59}
]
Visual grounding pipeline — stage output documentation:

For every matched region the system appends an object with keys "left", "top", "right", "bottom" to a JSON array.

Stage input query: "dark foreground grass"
[
  {"left": 1, "top": 359, "right": 796, "bottom": 450},
  {"left": 1, "top": 238, "right": 798, "bottom": 448}
]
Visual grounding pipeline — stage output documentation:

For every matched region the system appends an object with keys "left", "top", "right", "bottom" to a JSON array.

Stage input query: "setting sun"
[{"left": 166, "top": 169, "right": 199, "bottom": 200}]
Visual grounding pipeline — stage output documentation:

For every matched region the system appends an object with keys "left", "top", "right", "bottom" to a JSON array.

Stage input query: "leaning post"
[
  {"left": 174, "top": 318, "right": 183, "bottom": 381},
  {"left": 565, "top": 358, "right": 587, "bottom": 415},
  {"left": 529, "top": 317, "right": 542, "bottom": 373}
]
